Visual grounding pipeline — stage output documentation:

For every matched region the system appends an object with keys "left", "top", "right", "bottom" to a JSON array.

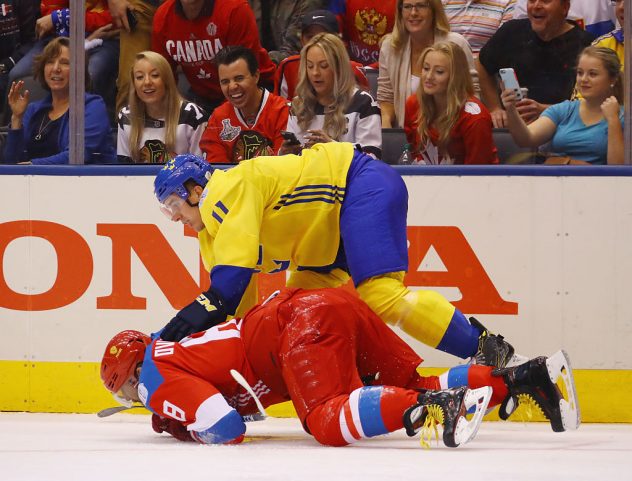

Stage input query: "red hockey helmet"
[{"left": 100, "top": 330, "right": 151, "bottom": 394}]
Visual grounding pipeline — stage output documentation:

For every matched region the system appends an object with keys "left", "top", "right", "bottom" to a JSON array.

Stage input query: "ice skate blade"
[
  {"left": 453, "top": 386, "right": 492, "bottom": 447},
  {"left": 546, "top": 350, "right": 581, "bottom": 431},
  {"left": 505, "top": 353, "right": 529, "bottom": 368}
]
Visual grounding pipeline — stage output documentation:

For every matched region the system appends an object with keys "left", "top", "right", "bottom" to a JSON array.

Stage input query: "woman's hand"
[
  {"left": 500, "top": 88, "right": 519, "bottom": 112},
  {"left": 87, "top": 23, "right": 120, "bottom": 41},
  {"left": 601, "top": 96, "right": 620, "bottom": 124},
  {"left": 278, "top": 140, "right": 303, "bottom": 155},
  {"left": 8, "top": 81, "right": 30, "bottom": 128},
  {"left": 515, "top": 98, "right": 546, "bottom": 124},
  {"left": 304, "top": 129, "right": 333, "bottom": 148},
  {"left": 35, "top": 14, "right": 54, "bottom": 39}
]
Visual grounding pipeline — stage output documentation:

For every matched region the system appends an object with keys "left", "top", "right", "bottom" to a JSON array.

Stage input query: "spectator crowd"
[{"left": 0, "top": 0, "right": 626, "bottom": 165}]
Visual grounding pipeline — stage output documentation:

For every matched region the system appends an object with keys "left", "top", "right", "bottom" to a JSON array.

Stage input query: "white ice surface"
[{"left": 1, "top": 413, "right": 631, "bottom": 481}]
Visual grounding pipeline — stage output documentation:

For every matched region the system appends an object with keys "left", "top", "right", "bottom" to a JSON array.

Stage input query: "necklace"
[{"left": 35, "top": 114, "right": 54, "bottom": 141}]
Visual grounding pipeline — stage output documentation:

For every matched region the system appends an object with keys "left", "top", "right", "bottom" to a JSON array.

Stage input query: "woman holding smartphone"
[
  {"left": 280, "top": 33, "right": 382, "bottom": 158},
  {"left": 403, "top": 41, "right": 497, "bottom": 165},
  {"left": 501, "top": 46, "right": 623, "bottom": 165}
]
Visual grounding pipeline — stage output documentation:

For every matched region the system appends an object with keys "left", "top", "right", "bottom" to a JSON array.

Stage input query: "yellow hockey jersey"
[{"left": 197, "top": 142, "right": 355, "bottom": 280}]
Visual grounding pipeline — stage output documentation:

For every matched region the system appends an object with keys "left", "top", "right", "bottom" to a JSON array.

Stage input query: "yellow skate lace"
[
  {"left": 514, "top": 393, "right": 545, "bottom": 422},
  {"left": 419, "top": 405, "right": 444, "bottom": 449}
]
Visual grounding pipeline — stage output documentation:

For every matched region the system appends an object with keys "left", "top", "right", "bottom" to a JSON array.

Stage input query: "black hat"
[{"left": 300, "top": 10, "right": 339, "bottom": 34}]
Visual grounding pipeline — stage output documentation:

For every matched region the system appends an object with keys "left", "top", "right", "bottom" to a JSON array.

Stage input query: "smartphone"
[
  {"left": 499, "top": 68, "right": 524, "bottom": 101},
  {"left": 281, "top": 130, "right": 301, "bottom": 145},
  {"left": 126, "top": 8, "right": 138, "bottom": 31}
]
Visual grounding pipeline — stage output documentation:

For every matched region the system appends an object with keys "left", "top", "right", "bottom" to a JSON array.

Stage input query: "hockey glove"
[
  {"left": 151, "top": 413, "right": 194, "bottom": 442},
  {"left": 160, "top": 289, "right": 227, "bottom": 342}
]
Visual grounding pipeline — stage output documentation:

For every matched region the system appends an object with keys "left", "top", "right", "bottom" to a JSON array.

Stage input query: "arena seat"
[
  {"left": 364, "top": 68, "right": 378, "bottom": 99},
  {"left": 492, "top": 128, "right": 537, "bottom": 164},
  {"left": 381, "top": 128, "right": 407, "bottom": 164}
]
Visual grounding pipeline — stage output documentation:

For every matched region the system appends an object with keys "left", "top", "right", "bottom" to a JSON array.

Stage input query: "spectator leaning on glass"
[
  {"left": 281, "top": 33, "right": 382, "bottom": 158},
  {"left": 476, "top": 0, "right": 594, "bottom": 128},
  {"left": 501, "top": 46, "right": 623, "bottom": 165},
  {"left": 117, "top": 51, "right": 208, "bottom": 163},
  {"left": 3, "top": 37, "right": 115, "bottom": 165},
  {"left": 377, "top": 0, "right": 475, "bottom": 128},
  {"left": 404, "top": 41, "right": 498, "bottom": 164}
]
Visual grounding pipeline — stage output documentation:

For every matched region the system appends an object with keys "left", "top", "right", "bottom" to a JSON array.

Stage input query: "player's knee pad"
[
  {"left": 357, "top": 273, "right": 455, "bottom": 348},
  {"left": 356, "top": 272, "right": 407, "bottom": 322}
]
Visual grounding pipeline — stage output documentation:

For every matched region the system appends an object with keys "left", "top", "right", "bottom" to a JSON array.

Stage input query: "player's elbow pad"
[{"left": 190, "top": 410, "right": 246, "bottom": 445}]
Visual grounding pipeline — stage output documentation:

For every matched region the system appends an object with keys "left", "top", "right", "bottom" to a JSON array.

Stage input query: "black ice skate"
[
  {"left": 494, "top": 350, "right": 580, "bottom": 432},
  {"left": 403, "top": 386, "right": 491, "bottom": 448},
  {"left": 470, "top": 316, "right": 518, "bottom": 368}
]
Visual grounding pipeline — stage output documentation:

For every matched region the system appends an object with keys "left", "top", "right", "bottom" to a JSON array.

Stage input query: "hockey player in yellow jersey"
[{"left": 154, "top": 142, "right": 516, "bottom": 367}]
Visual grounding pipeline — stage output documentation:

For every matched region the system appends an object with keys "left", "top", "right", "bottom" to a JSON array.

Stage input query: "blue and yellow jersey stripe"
[{"left": 198, "top": 143, "right": 356, "bottom": 275}]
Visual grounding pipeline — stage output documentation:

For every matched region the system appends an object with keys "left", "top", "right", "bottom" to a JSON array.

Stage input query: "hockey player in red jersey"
[{"left": 101, "top": 288, "right": 579, "bottom": 448}]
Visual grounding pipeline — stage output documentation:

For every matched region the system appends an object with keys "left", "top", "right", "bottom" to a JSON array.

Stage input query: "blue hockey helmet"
[{"left": 154, "top": 154, "right": 214, "bottom": 204}]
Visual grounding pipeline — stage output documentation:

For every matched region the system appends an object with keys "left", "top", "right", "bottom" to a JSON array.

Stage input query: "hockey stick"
[
  {"left": 98, "top": 404, "right": 265, "bottom": 422},
  {"left": 99, "top": 370, "right": 269, "bottom": 421},
  {"left": 97, "top": 405, "right": 146, "bottom": 418},
  {"left": 230, "top": 369, "right": 268, "bottom": 419}
]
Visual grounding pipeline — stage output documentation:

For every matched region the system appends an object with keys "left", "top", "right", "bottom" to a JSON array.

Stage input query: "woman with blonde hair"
[
  {"left": 404, "top": 41, "right": 497, "bottom": 164},
  {"left": 117, "top": 51, "right": 208, "bottom": 163},
  {"left": 502, "top": 46, "right": 624, "bottom": 165},
  {"left": 378, "top": 0, "right": 475, "bottom": 128},
  {"left": 282, "top": 32, "right": 382, "bottom": 158}
]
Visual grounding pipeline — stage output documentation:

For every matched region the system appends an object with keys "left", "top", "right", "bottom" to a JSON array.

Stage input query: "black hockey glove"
[{"left": 160, "top": 289, "right": 227, "bottom": 342}]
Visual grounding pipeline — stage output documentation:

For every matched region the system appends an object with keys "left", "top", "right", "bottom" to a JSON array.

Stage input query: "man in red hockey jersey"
[
  {"left": 101, "top": 288, "right": 579, "bottom": 448},
  {"left": 152, "top": 0, "right": 276, "bottom": 114},
  {"left": 199, "top": 45, "right": 289, "bottom": 163}
]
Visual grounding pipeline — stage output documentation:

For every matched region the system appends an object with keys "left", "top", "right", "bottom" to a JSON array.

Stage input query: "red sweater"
[
  {"left": 404, "top": 95, "right": 498, "bottom": 165},
  {"left": 152, "top": 0, "right": 275, "bottom": 104},
  {"left": 200, "top": 89, "right": 289, "bottom": 163}
]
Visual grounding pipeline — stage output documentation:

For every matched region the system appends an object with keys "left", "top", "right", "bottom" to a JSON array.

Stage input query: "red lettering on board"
[
  {"left": 0, "top": 221, "right": 93, "bottom": 310},
  {"left": 405, "top": 226, "right": 518, "bottom": 314},
  {"left": 0, "top": 223, "right": 517, "bottom": 314}
]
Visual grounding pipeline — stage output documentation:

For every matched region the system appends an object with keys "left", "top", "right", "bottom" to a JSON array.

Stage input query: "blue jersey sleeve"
[
  {"left": 210, "top": 264, "right": 255, "bottom": 315},
  {"left": 190, "top": 409, "right": 246, "bottom": 445}
]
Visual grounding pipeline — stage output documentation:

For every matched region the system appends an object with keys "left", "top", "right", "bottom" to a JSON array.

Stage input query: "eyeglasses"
[
  {"left": 610, "top": 0, "right": 623, "bottom": 5},
  {"left": 401, "top": 2, "right": 431, "bottom": 12}
]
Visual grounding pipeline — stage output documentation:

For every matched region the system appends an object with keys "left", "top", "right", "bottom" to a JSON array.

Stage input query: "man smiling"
[
  {"left": 476, "top": 0, "right": 594, "bottom": 127},
  {"left": 199, "top": 45, "right": 289, "bottom": 163}
]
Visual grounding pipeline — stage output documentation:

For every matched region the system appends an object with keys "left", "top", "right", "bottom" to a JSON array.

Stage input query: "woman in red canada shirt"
[{"left": 404, "top": 41, "right": 498, "bottom": 164}]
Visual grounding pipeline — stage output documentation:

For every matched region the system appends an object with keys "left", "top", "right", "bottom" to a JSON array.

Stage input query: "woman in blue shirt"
[
  {"left": 4, "top": 36, "right": 115, "bottom": 165},
  {"left": 501, "top": 46, "right": 624, "bottom": 165}
]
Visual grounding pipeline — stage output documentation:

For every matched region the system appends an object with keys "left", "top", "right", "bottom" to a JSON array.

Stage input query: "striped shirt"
[{"left": 442, "top": 0, "right": 516, "bottom": 55}]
